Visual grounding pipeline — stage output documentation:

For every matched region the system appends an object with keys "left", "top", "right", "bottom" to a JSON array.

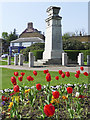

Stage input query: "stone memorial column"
[
  {"left": 62, "top": 53, "right": 67, "bottom": 66},
  {"left": 78, "top": 53, "right": 84, "bottom": 66},
  {"left": 29, "top": 52, "right": 34, "bottom": 67},
  {"left": 8, "top": 55, "right": 11, "bottom": 65},
  {"left": 14, "top": 55, "right": 18, "bottom": 65},
  {"left": 87, "top": 55, "right": 90, "bottom": 66},
  {"left": 43, "top": 6, "right": 63, "bottom": 64},
  {"left": 19, "top": 54, "right": 23, "bottom": 66}
]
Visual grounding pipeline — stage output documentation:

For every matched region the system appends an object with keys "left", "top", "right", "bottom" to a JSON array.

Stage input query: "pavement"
[{"left": 0, "top": 64, "right": 89, "bottom": 73}]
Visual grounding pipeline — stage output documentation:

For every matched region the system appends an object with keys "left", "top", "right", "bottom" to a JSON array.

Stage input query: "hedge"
[
  {"left": 64, "top": 50, "right": 90, "bottom": 62},
  {"left": 31, "top": 50, "right": 44, "bottom": 61}
]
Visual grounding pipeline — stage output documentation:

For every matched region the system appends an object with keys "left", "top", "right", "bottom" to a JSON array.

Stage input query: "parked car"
[
  {"left": 13, "top": 53, "right": 19, "bottom": 56},
  {"left": 1, "top": 54, "right": 8, "bottom": 58}
]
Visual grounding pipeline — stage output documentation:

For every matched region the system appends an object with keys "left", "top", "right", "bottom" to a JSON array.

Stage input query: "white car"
[{"left": 1, "top": 54, "right": 8, "bottom": 58}]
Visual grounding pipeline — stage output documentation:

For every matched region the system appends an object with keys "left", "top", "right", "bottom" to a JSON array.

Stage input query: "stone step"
[{"left": 37, "top": 59, "right": 49, "bottom": 63}]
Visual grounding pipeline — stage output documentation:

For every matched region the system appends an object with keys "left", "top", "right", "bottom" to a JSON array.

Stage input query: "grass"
[
  {"left": 0, "top": 61, "right": 14, "bottom": 65},
  {"left": 1, "top": 68, "right": 89, "bottom": 89},
  {"left": 2, "top": 57, "right": 14, "bottom": 61}
]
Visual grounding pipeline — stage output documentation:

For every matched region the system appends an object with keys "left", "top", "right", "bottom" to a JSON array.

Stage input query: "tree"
[
  {"left": 63, "top": 39, "right": 85, "bottom": 50},
  {"left": 2, "top": 29, "right": 18, "bottom": 42},
  {"left": 62, "top": 33, "right": 70, "bottom": 40},
  {"left": 2, "top": 32, "right": 8, "bottom": 40},
  {"left": 2, "top": 29, "right": 18, "bottom": 52}
]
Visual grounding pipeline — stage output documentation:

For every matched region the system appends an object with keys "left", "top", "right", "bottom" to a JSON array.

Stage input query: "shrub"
[
  {"left": 64, "top": 50, "right": 90, "bottom": 62},
  {"left": 63, "top": 39, "right": 85, "bottom": 50},
  {"left": 20, "top": 43, "right": 45, "bottom": 61},
  {"left": 31, "top": 50, "right": 44, "bottom": 60},
  {"left": 29, "top": 43, "right": 45, "bottom": 51}
]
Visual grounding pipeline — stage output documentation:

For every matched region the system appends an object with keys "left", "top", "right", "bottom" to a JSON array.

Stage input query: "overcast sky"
[{"left": 0, "top": 1, "right": 88, "bottom": 37}]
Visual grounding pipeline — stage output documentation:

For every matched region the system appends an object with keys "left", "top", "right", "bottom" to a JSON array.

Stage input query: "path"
[{"left": 0, "top": 64, "right": 89, "bottom": 73}]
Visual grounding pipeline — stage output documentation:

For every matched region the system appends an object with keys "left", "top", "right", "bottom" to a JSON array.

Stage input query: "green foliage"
[
  {"left": 29, "top": 43, "right": 45, "bottom": 51},
  {"left": 2, "top": 32, "right": 8, "bottom": 40},
  {"left": 80, "top": 50, "right": 90, "bottom": 62},
  {"left": 62, "top": 33, "right": 71, "bottom": 40},
  {"left": 31, "top": 50, "right": 44, "bottom": 60},
  {"left": 20, "top": 43, "right": 45, "bottom": 61},
  {"left": 2, "top": 29, "right": 18, "bottom": 42},
  {"left": 63, "top": 39, "right": 85, "bottom": 50},
  {"left": 64, "top": 50, "right": 80, "bottom": 61},
  {"left": 83, "top": 42, "right": 90, "bottom": 50},
  {"left": 2, "top": 29, "right": 18, "bottom": 53},
  {"left": 20, "top": 47, "right": 30, "bottom": 61},
  {"left": 64, "top": 50, "right": 90, "bottom": 62}
]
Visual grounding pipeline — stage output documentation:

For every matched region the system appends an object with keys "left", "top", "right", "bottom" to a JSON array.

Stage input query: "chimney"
[
  {"left": 80, "top": 31, "right": 82, "bottom": 36},
  {"left": 27, "top": 22, "right": 33, "bottom": 29}
]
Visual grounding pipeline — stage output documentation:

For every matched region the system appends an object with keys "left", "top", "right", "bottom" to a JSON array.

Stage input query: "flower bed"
[{"left": 0, "top": 67, "right": 89, "bottom": 119}]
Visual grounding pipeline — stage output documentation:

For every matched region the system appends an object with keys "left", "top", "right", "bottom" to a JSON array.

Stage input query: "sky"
[{"left": 0, "top": 1, "right": 89, "bottom": 38}]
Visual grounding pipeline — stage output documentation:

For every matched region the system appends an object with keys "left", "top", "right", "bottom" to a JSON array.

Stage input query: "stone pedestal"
[
  {"left": 78, "top": 53, "right": 84, "bottom": 66},
  {"left": 43, "top": 6, "right": 63, "bottom": 64},
  {"left": 19, "top": 54, "right": 23, "bottom": 66},
  {"left": 62, "top": 53, "right": 68, "bottom": 66},
  {"left": 14, "top": 55, "right": 18, "bottom": 65},
  {"left": 87, "top": 55, "right": 90, "bottom": 66},
  {"left": 29, "top": 52, "right": 34, "bottom": 67},
  {"left": 8, "top": 55, "right": 11, "bottom": 65}
]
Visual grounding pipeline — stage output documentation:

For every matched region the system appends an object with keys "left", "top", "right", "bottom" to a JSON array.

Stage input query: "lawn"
[
  {"left": 0, "top": 61, "right": 14, "bottom": 65},
  {"left": 1, "top": 68, "right": 89, "bottom": 89}
]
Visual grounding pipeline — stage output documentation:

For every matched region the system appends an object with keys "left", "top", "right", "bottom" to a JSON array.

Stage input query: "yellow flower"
[
  {"left": 15, "top": 96, "right": 20, "bottom": 103},
  {"left": 8, "top": 102, "right": 13, "bottom": 108},
  {"left": 51, "top": 96, "right": 60, "bottom": 104},
  {"left": 11, "top": 96, "right": 14, "bottom": 101},
  {"left": 62, "top": 96, "right": 68, "bottom": 100},
  {"left": 51, "top": 99, "right": 55, "bottom": 103},
  {"left": 26, "top": 100, "right": 30, "bottom": 104},
  {"left": 28, "top": 89, "right": 30, "bottom": 92},
  {"left": 11, "top": 96, "right": 20, "bottom": 103}
]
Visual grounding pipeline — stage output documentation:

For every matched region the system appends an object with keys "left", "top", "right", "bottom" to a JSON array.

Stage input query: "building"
[
  {"left": 88, "top": 1, "right": 90, "bottom": 35},
  {"left": 69, "top": 35, "right": 90, "bottom": 43},
  {"left": 9, "top": 22, "right": 45, "bottom": 55},
  {"left": 0, "top": 38, "right": 2, "bottom": 56}
]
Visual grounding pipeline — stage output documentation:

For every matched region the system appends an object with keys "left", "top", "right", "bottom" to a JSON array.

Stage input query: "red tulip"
[
  {"left": 8, "top": 108, "right": 11, "bottom": 112},
  {"left": 33, "top": 71, "right": 37, "bottom": 76},
  {"left": 61, "top": 73, "right": 65, "bottom": 78},
  {"left": 59, "top": 70, "right": 62, "bottom": 75},
  {"left": 36, "top": 83, "right": 41, "bottom": 90},
  {"left": 1, "top": 96, "right": 9, "bottom": 101},
  {"left": 14, "top": 72, "right": 19, "bottom": 76},
  {"left": 44, "top": 103, "right": 55, "bottom": 117},
  {"left": 76, "top": 70, "right": 80, "bottom": 74},
  {"left": 67, "top": 87, "right": 73, "bottom": 94},
  {"left": 46, "top": 73, "right": 51, "bottom": 82},
  {"left": 2, "top": 96, "right": 7, "bottom": 101},
  {"left": 65, "top": 72, "right": 70, "bottom": 77},
  {"left": 75, "top": 74, "right": 79, "bottom": 78},
  {"left": 43, "top": 69, "right": 49, "bottom": 74},
  {"left": 83, "top": 72, "right": 88, "bottom": 76},
  {"left": 10, "top": 92, "right": 15, "bottom": 96},
  {"left": 13, "top": 85, "right": 19, "bottom": 92},
  {"left": 80, "top": 66, "right": 84, "bottom": 71},
  {"left": 52, "top": 91, "right": 60, "bottom": 99},
  {"left": 78, "top": 95, "right": 84, "bottom": 98},
  {"left": 11, "top": 76, "right": 16, "bottom": 83},
  {"left": 27, "top": 76, "right": 34, "bottom": 81},
  {"left": 12, "top": 81, "right": 17, "bottom": 85},
  {"left": 55, "top": 76, "right": 59, "bottom": 80},
  {"left": 21, "top": 72, "right": 25, "bottom": 76},
  {"left": 18, "top": 76, "right": 23, "bottom": 81}
]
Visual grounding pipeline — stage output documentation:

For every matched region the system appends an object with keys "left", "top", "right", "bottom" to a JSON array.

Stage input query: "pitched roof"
[{"left": 11, "top": 37, "right": 44, "bottom": 43}]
